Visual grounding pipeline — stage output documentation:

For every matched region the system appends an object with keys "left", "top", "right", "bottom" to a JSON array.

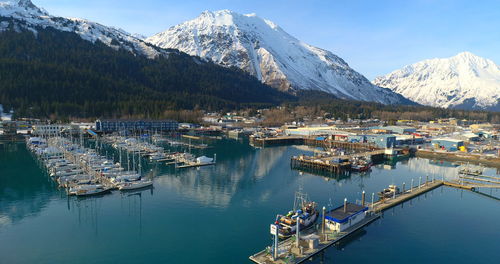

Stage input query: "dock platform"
[
  {"left": 176, "top": 162, "right": 215, "bottom": 169},
  {"left": 370, "top": 180, "right": 444, "bottom": 212},
  {"left": 249, "top": 214, "right": 380, "bottom": 264}
]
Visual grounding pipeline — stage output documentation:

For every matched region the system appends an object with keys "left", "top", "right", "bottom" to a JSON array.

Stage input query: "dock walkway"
[
  {"left": 370, "top": 180, "right": 444, "bottom": 212},
  {"left": 249, "top": 178, "right": 484, "bottom": 264},
  {"left": 249, "top": 214, "right": 380, "bottom": 264}
]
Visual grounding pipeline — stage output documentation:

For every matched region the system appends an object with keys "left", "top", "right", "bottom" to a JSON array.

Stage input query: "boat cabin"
[{"left": 325, "top": 203, "right": 368, "bottom": 232}]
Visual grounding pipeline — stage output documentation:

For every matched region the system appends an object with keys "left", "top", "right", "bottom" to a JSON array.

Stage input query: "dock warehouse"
[{"left": 431, "top": 138, "right": 464, "bottom": 151}]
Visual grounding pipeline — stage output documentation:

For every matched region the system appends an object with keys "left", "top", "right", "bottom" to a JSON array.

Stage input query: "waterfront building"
[
  {"left": 95, "top": 119, "right": 178, "bottom": 133},
  {"left": 366, "top": 134, "right": 396, "bottom": 148},
  {"left": 325, "top": 202, "right": 368, "bottom": 232},
  {"left": 431, "top": 138, "right": 464, "bottom": 151},
  {"left": 32, "top": 124, "right": 68, "bottom": 136}
]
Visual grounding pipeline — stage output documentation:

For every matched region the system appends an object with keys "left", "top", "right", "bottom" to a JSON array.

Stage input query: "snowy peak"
[
  {"left": 147, "top": 10, "right": 410, "bottom": 105},
  {"left": 373, "top": 52, "right": 500, "bottom": 111},
  {"left": 0, "top": 0, "right": 46, "bottom": 16},
  {"left": 0, "top": 0, "right": 165, "bottom": 58}
]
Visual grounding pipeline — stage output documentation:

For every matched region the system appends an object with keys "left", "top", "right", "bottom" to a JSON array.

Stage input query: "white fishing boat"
[{"left": 272, "top": 191, "right": 319, "bottom": 239}]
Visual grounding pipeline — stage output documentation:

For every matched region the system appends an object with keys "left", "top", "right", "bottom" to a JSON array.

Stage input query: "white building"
[
  {"left": 32, "top": 125, "right": 68, "bottom": 136},
  {"left": 325, "top": 203, "right": 368, "bottom": 232}
]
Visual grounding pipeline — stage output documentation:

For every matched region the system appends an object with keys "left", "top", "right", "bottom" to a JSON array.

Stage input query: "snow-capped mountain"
[
  {"left": 0, "top": 0, "right": 163, "bottom": 58},
  {"left": 373, "top": 52, "right": 500, "bottom": 111},
  {"left": 147, "top": 10, "right": 411, "bottom": 104}
]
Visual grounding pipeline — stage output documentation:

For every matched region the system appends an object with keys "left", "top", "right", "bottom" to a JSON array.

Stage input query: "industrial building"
[
  {"left": 95, "top": 119, "right": 178, "bottom": 133},
  {"left": 380, "top": 126, "right": 417, "bottom": 134},
  {"left": 395, "top": 134, "right": 424, "bottom": 146},
  {"left": 366, "top": 134, "right": 396, "bottom": 148},
  {"left": 431, "top": 138, "right": 464, "bottom": 151}
]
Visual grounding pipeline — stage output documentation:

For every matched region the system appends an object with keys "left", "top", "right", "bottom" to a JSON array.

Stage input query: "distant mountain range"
[
  {"left": 146, "top": 10, "right": 413, "bottom": 105},
  {"left": 1, "top": 1, "right": 498, "bottom": 115},
  {"left": 373, "top": 52, "right": 500, "bottom": 111}
]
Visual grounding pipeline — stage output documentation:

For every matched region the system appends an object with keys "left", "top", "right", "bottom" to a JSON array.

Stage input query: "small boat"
[
  {"left": 75, "top": 186, "right": 111, "bottom": 197},
  {"left": 458, "top": 164, "right": 483, "bottom": 176},
  {"left": 272, "top": 192, "right": 319, "bottom": 239},
  {"left": 118, "top": 180, "right": 153, "bottom": 191},
  {"left": 378, "top": 184, "right": 400, "bottom": 199},
  {"left": 350, "top": 156, "right": 372, "bottom": 172},
  {"left": 68, "top": 184, "right": 105, "bottom": 195}
]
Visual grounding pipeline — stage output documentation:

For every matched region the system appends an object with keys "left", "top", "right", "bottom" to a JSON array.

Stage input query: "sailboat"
[{"left": 118, "top": 179, "right": 153, "bottom": 190}]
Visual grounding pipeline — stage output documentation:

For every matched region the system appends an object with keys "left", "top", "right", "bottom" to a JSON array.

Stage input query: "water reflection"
[
  {"left": 0, "top": 143, "right": 56, "bottom": 228},
  {"left": 155, "top": 145, "right": 288, "bottom": 208}
]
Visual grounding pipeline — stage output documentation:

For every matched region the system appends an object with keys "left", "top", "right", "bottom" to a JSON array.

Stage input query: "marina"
[{"left": 1, "top": 140, "right": 499, "bottom": 264}]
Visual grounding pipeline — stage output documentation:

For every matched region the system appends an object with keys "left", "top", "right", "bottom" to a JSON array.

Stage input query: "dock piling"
[
  {"left": 273, "top": 224, "right": 278, "bottom": 260},
  {"left": 419, "top": 177, "right": 422, "bottom": 189},
  {"left": 361, "top": 191, "right": 365, "bottom": 207},
  {"left": 296, "top": 216, "right": 300, "bottom": 248},
  {"left": 411, "top": 178, "right": 414, "bottom": 192},
  {"left": 322, "top": 207, "right": 326, "bottom": 239},
  {"left": 402, "top": 182, "right": 405, "bottom": 193}
]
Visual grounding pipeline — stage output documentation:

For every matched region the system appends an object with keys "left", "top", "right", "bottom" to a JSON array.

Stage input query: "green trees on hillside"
[{"left": 0, "top": 25, "right": 292, "bottom": 119}]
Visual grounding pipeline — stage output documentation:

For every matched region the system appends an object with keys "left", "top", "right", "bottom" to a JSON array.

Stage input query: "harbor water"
[{"left": 1, "top": 140, "right": 499, "bottom": 264}]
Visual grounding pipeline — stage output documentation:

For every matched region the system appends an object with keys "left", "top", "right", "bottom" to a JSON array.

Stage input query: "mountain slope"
[
  {"left": 373, "top": 52, "right": 500, "bottom": 111},
  {"left": 147, "top": 10, "right": 412, "bottom": 105},
  {"left": 0, "top": 0, "right": 164, "bottom": 58},
  {"left": 0, "top": 17, "right": 293, "bottom": 117}
]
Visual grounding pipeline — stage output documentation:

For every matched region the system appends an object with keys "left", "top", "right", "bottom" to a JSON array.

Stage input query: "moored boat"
[
  {"left": 378, "top": 184, "right": 400, "bottom": 199},
  {"left": 118, "top": 179, "right": 153, "bottom": 191},
  {"left": 272, "top": 192, "right": 319, "bottom": 239}
]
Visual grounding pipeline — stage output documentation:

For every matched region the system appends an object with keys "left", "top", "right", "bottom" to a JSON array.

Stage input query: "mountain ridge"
[
  {"left": 146, "top": 10, "right": 413, "bottom": 105},
  {"left": 0, "top": 0, "right": 165, "bottom": 58},
  {"left": 373, "top": 52, "right": 500, "bottom": 111}
]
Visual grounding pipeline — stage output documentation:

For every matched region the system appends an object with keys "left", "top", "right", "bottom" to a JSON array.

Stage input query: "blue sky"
[{"left": 33, "top": 0, "right": 500, "bottom": 80}]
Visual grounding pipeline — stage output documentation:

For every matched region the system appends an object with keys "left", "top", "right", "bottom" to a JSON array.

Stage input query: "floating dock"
[
  {"left": 249, "top": 177, "right": 487, "bottom": 264},
  {"left": 370, "top": 180, "right": 444, "bottom": 212},
  {"left": 176, "top": 162, "right": 216, "bottom": 169},
  {"left": 249, "top": 214, "right": 380, "bottom": 264}
]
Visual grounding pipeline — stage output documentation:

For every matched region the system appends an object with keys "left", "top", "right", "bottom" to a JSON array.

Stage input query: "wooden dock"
[
  {"left": 250, "top": 136, "right": 379, "bottom": 151},
  {"left": 290, "top": 150, "right": 385, "bottom": 174},
  {"left": 250, "top": 136, "right": 304, "bottom": 147},
  {"left": 291, "top": 155, "right": 351, "bottom": 174},
  {"left": 442, "top": 181, "right": 475, "bottom": 190},
  {"left": 249, "top": 214, "right": 380, "bottom": 264}
]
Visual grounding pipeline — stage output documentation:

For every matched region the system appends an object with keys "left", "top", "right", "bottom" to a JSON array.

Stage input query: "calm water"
[{"left": 1, "top": 140, "right": 499, "bottom": 264}]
